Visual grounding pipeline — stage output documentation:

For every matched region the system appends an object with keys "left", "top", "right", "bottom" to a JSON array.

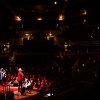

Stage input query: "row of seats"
[{"left": 0, "top": 91, "right": 14, "bottom": 100}]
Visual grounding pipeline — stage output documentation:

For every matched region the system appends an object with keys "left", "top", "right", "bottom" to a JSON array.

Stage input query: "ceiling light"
[
  {"left": 58, "top": 15, "right": 64, "bottom": 21},
  {"left": 15, "top": 16, "right": 22, "bottom": 22},
  {"left": 82, "top": 10, "right": 87, "bottom": 15},
  {"left": 37, "top": 17, "right": 42, "bottom": 21},
  {"left": 83, "top": 19, "right": 87, "bottom": 24},
  {"left": 97, "top": 26, "right": 100, "bottom": 29},
  {"left": 25, "top": 33, "right": 29, "bottom": 36},
  {"left": 54, "top": 1, "right": 57, "bottom": 5},
  {"left": 56, "top": 24, "right": 59, "bottom": 28}
]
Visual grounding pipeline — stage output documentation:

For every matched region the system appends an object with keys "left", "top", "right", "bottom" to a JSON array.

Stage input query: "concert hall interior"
[{"left": 0, "top": 0, "right": 100, "bottom": 100}]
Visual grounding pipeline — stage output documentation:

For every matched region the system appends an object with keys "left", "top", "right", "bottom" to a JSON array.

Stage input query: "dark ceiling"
[
  {"left": 0, "top": 0, "right": 100, "bottom": 41},
  {"left": 0, "top": 0, "right": 65, "bottom": 30}
]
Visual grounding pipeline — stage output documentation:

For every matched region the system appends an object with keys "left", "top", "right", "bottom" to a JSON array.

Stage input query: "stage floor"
[{"left": 0, "top": 85, "right": 39, "bottom": 100}]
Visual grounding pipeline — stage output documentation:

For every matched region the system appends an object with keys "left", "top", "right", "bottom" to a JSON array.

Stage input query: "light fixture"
[
  {"left": 83, "top": 19, "right": 87, "bottom": 24},
  {"left": 82, "top": 10, "right": 87, "bottom": 15},
  {"left": 15, "top": 16, "right": 22, "bottom": 22},
  {"left": 25, "top": 33, "right": 29, "bottom": 36},
  {"left": 97, "top": 26, "right": 100, "bottom": 29},
  {"left": 54, "top": 1, "right": 57, "bottom": 5},
  {"left": 58, "top": 14, "right": 64, "bottom": 21},
  {"left": 37, "top": 17, "right": 43, "bottom": 21}
]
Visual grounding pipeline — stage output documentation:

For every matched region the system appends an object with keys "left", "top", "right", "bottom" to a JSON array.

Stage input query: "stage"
[{"left": 0, "top": 85, "right": 39, "bottom": 100}]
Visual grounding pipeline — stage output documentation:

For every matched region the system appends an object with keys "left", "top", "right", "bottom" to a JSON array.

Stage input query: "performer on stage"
[
  {"left": 0, "top": 68, "right": 6, "bottom": 85},
  {"left": 17, "top": 67, "right": 24, "bottom": 93}
]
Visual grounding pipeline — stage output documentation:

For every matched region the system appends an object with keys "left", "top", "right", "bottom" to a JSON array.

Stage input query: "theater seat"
[{"left": 6, "top": 91, "right": 14, "bottom": 100}]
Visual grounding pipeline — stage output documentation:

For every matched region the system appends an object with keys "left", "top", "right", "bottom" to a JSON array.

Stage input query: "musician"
[
  {"left": 0, "top": 68, "right": 6, "bottom": 85},
  {"left": 17, "top": 68, "right": 24, "bottom": 93},
  {"left": 23, "top": 77, "right": 34, "bottom": 93}
]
